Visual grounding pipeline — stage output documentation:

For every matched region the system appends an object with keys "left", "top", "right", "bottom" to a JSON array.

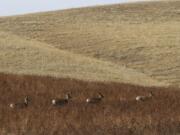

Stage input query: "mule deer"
[
  {"left": 86, "top": 92, "right": 104, "bottom": 104},
  {"left": 9, "top": 96, "right": 29, "bottom": 109},
  {"left": 52, "top": 93, "right": 72, "bottom": 106},
  {"left": 136, "top": 91, "right": 153, "bottom": 101}
]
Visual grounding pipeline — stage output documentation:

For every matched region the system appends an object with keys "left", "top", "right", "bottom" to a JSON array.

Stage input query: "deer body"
[
  {"left": 135, "top": 92, "right": 153, "bottom": 101},
  {"left": 86, "top": 93, "right": 104, "bottom": 104},
  {"left": 9, "top": 97, "right": 29, "bottom": 109},
  {"left": 52, "top": 94, "right": 71, "bottom": 106}
]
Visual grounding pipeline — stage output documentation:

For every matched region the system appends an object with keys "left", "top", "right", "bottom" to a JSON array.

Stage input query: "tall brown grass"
[{"left": 0, "top": 73, "right": 180, "bottom": 135}]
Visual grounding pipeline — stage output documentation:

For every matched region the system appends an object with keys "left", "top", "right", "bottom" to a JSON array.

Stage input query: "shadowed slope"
[
  {"left": 0, "top": 1, "right": 179, "bottom": 86},
  {"left": 0, "top": 32, "right": 165, "bottom": 86}
]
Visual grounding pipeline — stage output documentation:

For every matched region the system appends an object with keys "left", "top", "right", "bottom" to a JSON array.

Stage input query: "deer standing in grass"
[
  {"left": 9, "top": 96, "right": 29, "bottom": 109},
  {"left": 135, "top": 91, "right": 153, "bottom": 101},
  {"left": 86, "top": 92, "right": 104, "bottom": 104},
  {"left": 52, "top": 93, "right": 72, "bottom": 106}
]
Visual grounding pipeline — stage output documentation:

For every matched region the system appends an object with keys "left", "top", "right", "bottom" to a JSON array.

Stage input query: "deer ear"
[{"left": 98, "top": 92, "right": 104, "bottom": 98}]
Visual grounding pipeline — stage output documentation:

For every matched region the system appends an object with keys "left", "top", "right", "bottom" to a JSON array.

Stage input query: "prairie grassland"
[
  {"left": 0, "top": 1, "right": 179, "bottom": 86},
  {"left": 0, "top": 1, "right": 180, "bottom": 135},
  {"left": 0, "top": 32, "right": 164, "bottom": 86},
  {"left": 0, "top": 73, "right": 180, "bottom": 135}
]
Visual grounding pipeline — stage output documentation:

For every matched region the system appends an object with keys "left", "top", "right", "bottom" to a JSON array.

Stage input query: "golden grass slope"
[
  {"left": 0, "top": 32, "right": 165, "bottom": 86},
  {"left": 0, "top": 1, "right": 179, "bottom": 86}
]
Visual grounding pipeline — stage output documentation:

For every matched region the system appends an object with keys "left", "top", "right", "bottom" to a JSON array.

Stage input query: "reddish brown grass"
[{"left": 0, "top": 73, "right": 180, "bottom": 135}]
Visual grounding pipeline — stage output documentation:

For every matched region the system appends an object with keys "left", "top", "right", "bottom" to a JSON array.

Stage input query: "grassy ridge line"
[
  {"left": 0, "top": 1, "right": 179, "bottom": 86},
  {"left": 0, "top": 73, "right": 180, "bottom": 135},
  {"left": 0, "top": 32, "right": 165, "bottom": 86}
]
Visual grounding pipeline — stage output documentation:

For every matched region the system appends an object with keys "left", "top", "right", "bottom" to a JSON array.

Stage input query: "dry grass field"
[
  {"left": 0, "top": 0, "right": 180, "bottom": 86},
  {"left": 0, "top": 32, "right": 163, "bottom": 86},
  {"left": 0, "top": 73, "right": 180, "bottom": 135},
  {"left": 0, "top": 0, "right": 180, "bottom": 135}
]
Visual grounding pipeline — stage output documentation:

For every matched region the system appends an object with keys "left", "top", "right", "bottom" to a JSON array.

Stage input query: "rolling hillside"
[
  {"left": 0, "top": 32, "right": 164, "bottom": 86},
  {"left": 0, "top": 1, "right": 179, "bottom": 87},
  {"left": 0, "top": 1, "right": 180, "bottom": 135}
]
